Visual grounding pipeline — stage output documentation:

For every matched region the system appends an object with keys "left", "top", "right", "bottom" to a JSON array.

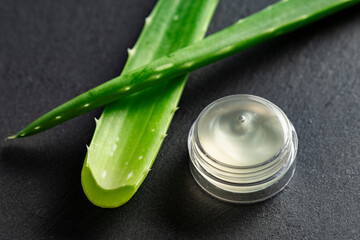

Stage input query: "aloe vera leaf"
[
  {"left": 82, "top": 0, "right": 219, "bottom": 207},
  {"left": 10, "top": 0, "right": 360, "bottom": 138}
]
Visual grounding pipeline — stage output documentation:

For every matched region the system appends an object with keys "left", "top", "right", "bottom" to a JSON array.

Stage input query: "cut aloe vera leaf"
[
  {"left": 10, "top": 0, "right": 359, "bottom": 139},
  {"left": 82, "top": 0, "right": 219, "bottom": 207}
]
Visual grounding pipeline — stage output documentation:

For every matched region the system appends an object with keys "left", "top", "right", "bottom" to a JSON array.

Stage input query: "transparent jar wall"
[{"left": 188, "top": 95, "right": 298, "bottom": 203}]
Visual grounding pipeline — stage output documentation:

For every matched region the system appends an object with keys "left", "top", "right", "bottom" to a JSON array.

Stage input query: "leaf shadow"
[{"left": 0, "top": 141, "right": 124, "bottom": 239}]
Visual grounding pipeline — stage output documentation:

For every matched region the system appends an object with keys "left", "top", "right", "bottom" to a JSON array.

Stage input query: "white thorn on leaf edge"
[{"left": 127, "top": 48, "right": 135, "bottom": 56}]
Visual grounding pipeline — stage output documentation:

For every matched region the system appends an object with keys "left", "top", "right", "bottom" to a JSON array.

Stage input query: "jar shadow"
[{"left": 158, "top": 149, "right": 278, "bottom": 237}]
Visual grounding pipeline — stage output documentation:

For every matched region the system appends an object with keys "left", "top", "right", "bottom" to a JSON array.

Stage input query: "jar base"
[{"left": 189, "top": 160, "right": 296, "bottom": 204}]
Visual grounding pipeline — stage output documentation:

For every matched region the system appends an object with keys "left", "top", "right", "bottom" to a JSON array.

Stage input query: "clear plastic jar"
[{"left": 188, "top": 95, "right": 298, "bottom": 203}]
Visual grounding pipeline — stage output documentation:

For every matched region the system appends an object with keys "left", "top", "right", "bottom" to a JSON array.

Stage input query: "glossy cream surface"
[{"left": 197, "top": 95, "right": 286, "bottom": 167}]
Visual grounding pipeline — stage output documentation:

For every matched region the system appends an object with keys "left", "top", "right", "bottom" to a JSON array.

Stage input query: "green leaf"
[
  {"left": 10, "top": 0, "right": 359, "bottom": 139},
  {"left": 82, "top": 0, "right": 219, "bottom": 207}
]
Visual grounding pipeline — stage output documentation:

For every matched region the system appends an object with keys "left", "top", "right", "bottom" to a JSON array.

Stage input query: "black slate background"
[{"left": 1, "top": 0, "right": 359, "bottom": 239}]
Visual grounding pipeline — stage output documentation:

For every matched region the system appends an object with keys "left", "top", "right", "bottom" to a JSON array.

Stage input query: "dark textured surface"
[{"left": 1, "top": 0, "right": 359, "bottom": 239}]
